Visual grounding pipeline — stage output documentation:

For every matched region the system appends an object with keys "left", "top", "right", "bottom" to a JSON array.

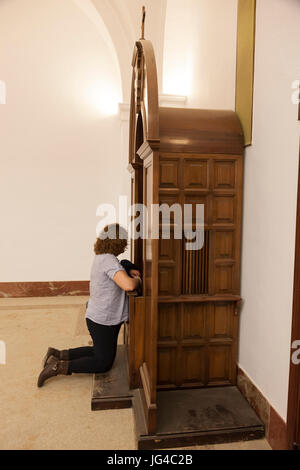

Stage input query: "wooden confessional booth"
[{"left": 92, "top": 38, "right": 264, "bottom": 449}]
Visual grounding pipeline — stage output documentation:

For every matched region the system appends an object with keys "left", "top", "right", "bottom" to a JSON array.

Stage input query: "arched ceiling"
[{"left": 75, "top": 0, "right": 167, "bottom": 103}]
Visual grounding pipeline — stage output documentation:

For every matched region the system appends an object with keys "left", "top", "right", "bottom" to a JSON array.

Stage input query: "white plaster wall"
[
  {"left": 91, "top": 0, "right": 167, "bottom": 101},
  {"left": 0, "top": 0, "right": 125, "bottom": 281},
  {"left": 0, "top": 0, "right": 169, "bottom": 283},
  {"left": 163, "top": 0, "right": 238, "bottom": 109},
  {"left": 239, "top": 0, "right": 300, "bottom": 420}
]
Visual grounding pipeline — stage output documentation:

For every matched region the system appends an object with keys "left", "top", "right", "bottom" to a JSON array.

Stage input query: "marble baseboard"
[
  {"left": 0, "top": 281, "right": 89, "bottom": 298},
  {"left": 237, "top": 366, "right": 287, "bottom": 450}
]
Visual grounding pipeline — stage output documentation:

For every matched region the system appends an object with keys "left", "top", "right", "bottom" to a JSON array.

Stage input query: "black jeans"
[{"left": 67, "top": 318, "right": 122, "bottom": 374}]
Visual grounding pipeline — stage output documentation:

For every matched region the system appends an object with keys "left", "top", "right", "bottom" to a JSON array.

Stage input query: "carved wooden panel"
[
  {"left": 208, "top": 345, "right": 231, "bottom": 385},
  {"left": 212, "top": 196, "right": 235, "bottom": 225},
  {"left": 213, "top": 160, "right": 236, "bottom": 189},
  {"left": 181, "top": 346, "right": 206, "bottom": 386},
  {"left": 208, "top": 303, "right": 234, "bottom": 339},
  {"left": 157, "top": 302, "right": 236, "bottom": 389},
  {"left": 128, "top": 296, "right": 146, "bottom": 389},
  {"left": 158, "top": 266, "right": 176, "bottom": 296},
  {"left": 157, "top": 303, "right": 178, "bottom": 388},
  {"left": 159, "top": 237, "right": 175, "bottom": 261},
  {"left": 159, "top": 159, "right": 179, "bottom": 188},
  {"left": 158, "top": 303, "right": 177, "bottom": 341},
  {"left": 182, "top": 303, "right": 207, "bottom": 339},
  {"left": 215, "top": 230, "right": 235, "bottom": 260},
  {"left": 158, "top": 193, "right": 180, "bottom": 224},
  {"left": 215, "top": 264, "right": 235, "bottom": 294},
  {"left": 158, "top": 230, "right": 182, "bottom": 296},
  {"left": 133, "top": 152, "right": 242, "bottom": 400},
  {"left": 183, "top": 159, "right": 209, "bottom": 189},
  {"left": 157, "top": 348, "right": 177, "bottom": 387},
  {"left": 184, "top": 194, "right": 208, "bottom": 225}
]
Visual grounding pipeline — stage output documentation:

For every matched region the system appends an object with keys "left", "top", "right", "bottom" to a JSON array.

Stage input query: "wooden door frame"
[{"left": 287, "top": 144, "right": 300, "bottom": 450}]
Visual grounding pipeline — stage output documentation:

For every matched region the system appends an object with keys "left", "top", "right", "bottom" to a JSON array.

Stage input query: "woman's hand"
[{"left": 129, "top": 269, "right": 141, "bottom": 278}]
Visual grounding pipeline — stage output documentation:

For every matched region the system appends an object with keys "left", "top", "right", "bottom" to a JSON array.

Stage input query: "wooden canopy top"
[
  {"left": 129, "top": 38, "right": 244, "bottom": 163},
  {"left": 159, "top": 107, "right": 244, "bottom": 154}
]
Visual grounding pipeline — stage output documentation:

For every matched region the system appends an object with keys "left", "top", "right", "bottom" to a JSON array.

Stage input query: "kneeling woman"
[{"left": 37, "top": 224, "right": 141, "bottom": 387}]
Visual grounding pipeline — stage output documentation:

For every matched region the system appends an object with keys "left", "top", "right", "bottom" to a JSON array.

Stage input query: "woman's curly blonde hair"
[{"left": 94, "top": 223, "right": 128, "bottom": 256}]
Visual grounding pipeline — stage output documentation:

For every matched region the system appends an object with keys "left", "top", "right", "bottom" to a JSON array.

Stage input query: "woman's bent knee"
[{"left": 94, "top": 360, "right": 113, "bottom": 373}]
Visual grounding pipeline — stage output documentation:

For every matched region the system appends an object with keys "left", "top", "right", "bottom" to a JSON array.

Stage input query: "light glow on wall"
[
  {"left": 85, "top": 79, "right": 121, "bottom": 116},
  {"left": 0, "top": 80, "right": 6, "bottom": 104},
  {"left": 71, "top": 0, "right": 123, "bottom": 116},
  {"left": 162, "top": 0, "right": 194, "bottom": 97},
  {"left": 163, "top": 48, "right": 194, "bottom": 97}
]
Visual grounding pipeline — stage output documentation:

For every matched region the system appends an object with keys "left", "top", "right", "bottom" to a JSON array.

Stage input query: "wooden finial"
[{"left": 141, "top": 6, "right": 146, "bottom": 40}]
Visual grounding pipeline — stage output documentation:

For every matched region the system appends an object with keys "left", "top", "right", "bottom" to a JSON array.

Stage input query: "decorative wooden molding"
[
  {"left": 137, "top": 140, "right": 159, "bottom": 160},
  {"left": 157, "top": 294, "right": 242, "bottom": 303},
  {"left": 0, "top": 281, "right": 89, "bottom": 298},
  {"left": 129, "top": 39, "right": 160, "bottom": 165},
  {"left": 235, "top": 0, "right": 256, "bottom": 146}
]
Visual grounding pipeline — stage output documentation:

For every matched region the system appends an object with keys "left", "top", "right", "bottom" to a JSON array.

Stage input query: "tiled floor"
[{"left": 0, "top": 297, "right": 271, "bottom": 450}]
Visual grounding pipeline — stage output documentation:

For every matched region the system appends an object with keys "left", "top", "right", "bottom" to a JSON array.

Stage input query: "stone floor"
[{"left": 0, "top": 296, "right": 271, "bottom": 450}]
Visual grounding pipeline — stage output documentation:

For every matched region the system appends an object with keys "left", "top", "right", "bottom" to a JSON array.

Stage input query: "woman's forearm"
[{"left": 113, "top": 270, "right": 141, "bottom": 292}]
